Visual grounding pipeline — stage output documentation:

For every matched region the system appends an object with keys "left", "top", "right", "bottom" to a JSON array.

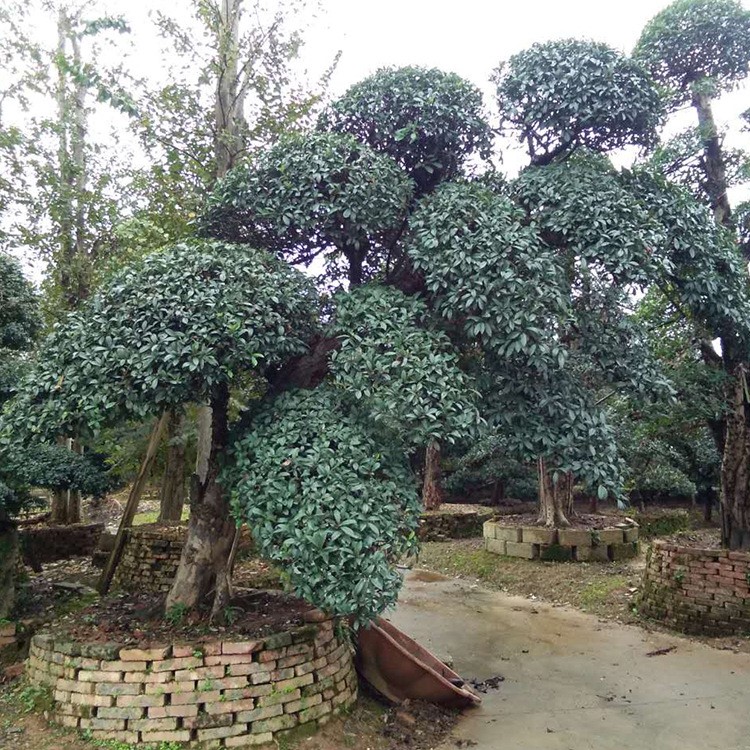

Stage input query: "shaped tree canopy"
[
  {"left": 635, "top": 0, "right": 750, "bottom": 106},
  {"left": 319, "top": 66, "right": 492, "bottom": 195},
  {"left": 495, "top": 39, "right": 663, "bottom": 164}
]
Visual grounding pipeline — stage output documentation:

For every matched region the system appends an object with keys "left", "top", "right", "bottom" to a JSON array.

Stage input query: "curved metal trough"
[{"left": 356, "top": 616, "right": 481, "bottom": 708}]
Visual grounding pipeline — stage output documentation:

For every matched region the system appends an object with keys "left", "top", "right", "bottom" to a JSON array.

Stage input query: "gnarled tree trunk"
[
  {"left": 422, "top": 440, "right": 445, "bottom": 510},
  {"left": 159, "top": 410, "right": 187, "bottom": 523},
  {"left": 537, "top": 457, "right": 573, "bottom": 528},
  {"left": 166, "top": 383, "right": 235, "bottom": 612}
]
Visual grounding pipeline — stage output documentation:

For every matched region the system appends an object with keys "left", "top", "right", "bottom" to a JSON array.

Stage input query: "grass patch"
[{"left": 417, "top": 539, "right": 639, "bottom": 622}]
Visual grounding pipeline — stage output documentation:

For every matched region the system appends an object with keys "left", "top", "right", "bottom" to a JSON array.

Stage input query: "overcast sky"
[{"left": 6, "top": 0, "right": 750, "bottom": 278}]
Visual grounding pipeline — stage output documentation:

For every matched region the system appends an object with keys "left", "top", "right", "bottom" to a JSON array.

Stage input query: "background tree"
[{"left": 635, "top": 0, "right": 750, "bottom": 548}]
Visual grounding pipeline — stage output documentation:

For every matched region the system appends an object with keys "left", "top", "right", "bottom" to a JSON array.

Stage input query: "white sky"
[{"left": 5, "top": 0, "right": 750, "bottom": 280}]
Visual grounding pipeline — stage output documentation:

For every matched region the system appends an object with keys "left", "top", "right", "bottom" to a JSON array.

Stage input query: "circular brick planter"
[
  {"left": 483, "top": 521, "right": 639, "bottom": 562},
  {"left": 26, "top": 616, "right": 357, "bottom": 747},
  {"left": 638, "top": 541, "right": 750, "bottom": 636}
]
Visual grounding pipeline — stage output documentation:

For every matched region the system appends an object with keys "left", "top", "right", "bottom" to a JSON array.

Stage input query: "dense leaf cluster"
[
  {"left": 228, "top": 386, "right": 421, "bottom": 626},
  {"left": 199, "top": 133, "right": 412, "bottom": 284},
  {"left": 634, "top": 0, "right": 750, "bottom": 106},
  {"left": 1, "top": 240, "right": 318, "bottom": 441},
  {"left": 319, "top": 66, "right": 492, "bottom": 195},
  {"left": 495, "top": 39, "right": 663, "bottom": 163}
]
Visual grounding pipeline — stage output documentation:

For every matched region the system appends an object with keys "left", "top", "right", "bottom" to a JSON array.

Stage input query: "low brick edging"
[
  {"left": 483, "top": 521, "right": 639, "bottom": 562},
  {"left": 638, "top": 541, "right": 750, "bottom": 636},
  {"left": 26, "top": 616, "right": 357, "bottom": 746},
  {"left": 20, "top": 523, "right": 104, "bottom": 567},
  {"left": 419, "top": 506, "right": 493, "bottom": 541}
]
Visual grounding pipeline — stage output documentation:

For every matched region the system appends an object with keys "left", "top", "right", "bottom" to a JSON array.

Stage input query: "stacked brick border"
[
  {"left": 418, "top": 507, "right": 492, "bottom": 542},
  {"left": 27, "top": 617, "right": 357, "bottom": 747},
  {"left": 113, "top": 525, "right": 255, "bottom": 595},
  {"left": 21, "top": 523, "right": 103, "bottom": 566},
  {"left": 112, "top": 525, "right": 187, "bottom": 594},
  {"left": 638, "top": 541, "right": 750, "bottom": 636},
  {"left": 483, "top": 521, "right": 639, "bottom": 562}
]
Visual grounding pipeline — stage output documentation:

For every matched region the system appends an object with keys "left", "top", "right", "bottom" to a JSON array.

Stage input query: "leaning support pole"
[{"left": 97, "top": 412, "right": 169, "bottom": 595}]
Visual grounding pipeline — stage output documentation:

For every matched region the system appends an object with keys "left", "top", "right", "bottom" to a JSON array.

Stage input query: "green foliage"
[
  {"left": 1, "top": 240, "right": 319, "bottom": 441},
  {"left": 229, "top": 386, "right": 422, "bottom": 627},
  {"left": 319, "top": 66, "right": 492, "bottom": 195},
  {"left": 165, "top": 602, "right": 188, "bottom": 626},
  {"left": 199, "top": 133, "right": 412, "bottom": 284},
  {"left": 494, "top": 39, "right": 662, "bottom": 163},
  {"left": 635, "top": 0, "right": 750, "bottom": 106},
  {"left": 330, "top": 285, "right": 481, "bottom": 447},
  {"left": 1, "top": 443, "right": 118, "bottom": 498},
  {"left": 0, "top": 253, "right": 41, "bottom": 351},
  {"left": 405, "top": 180, "right": 567, "bottom": 367}
]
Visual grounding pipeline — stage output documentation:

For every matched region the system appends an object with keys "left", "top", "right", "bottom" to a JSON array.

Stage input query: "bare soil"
[{"left": 50, "top": 589, "right": 312, "bottom": 646}]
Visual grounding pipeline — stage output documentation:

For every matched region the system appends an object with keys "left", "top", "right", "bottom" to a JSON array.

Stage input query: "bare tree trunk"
[
  {"left": 196, "top": 0, "right": 245, "bottom": 488},
  {"left": 422, "top": 440, "right": 445, "bottom": 511},
  {"left": 159, "top": 410, "right": 187, "bottom": 523},
  {"left": 720, "top": 365, "right": 750, "bottom": 549},
  {"left": 51, "top": 490, "right": 69, "bottom": 525},
  {"left": 692, "top": 91, "right": 732, "bottom": 230},
  {"left": 167, "top": 383, "right": 235, "bottom": 612},
  {"left": 0, "top": 514, "right": 18, "bottom": 619},
  {"left": 67, "top": 438, "right": 82, "bottom": 524},
  {"left": 490, "top": 479, "right": 505, "bottom": 506},
  {"left": 537, "top": 457, "right": 572, "bottom": 528}
]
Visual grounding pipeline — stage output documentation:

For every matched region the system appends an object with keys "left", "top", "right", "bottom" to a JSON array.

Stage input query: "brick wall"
[
  {"left": 20, "top": 523, "right": 104, "bottom": 567},
  {"left": 112, "top": 524, "right": 256, "bottom": 594},
  {"left": 26, "top": 615, "right": 357, "bottom": 746},
  {"left": 112, "top": 524, "right": 187, "bottom": 594},
  {"left": 638, "top": 541, "right": 750, "bottom": 636}
]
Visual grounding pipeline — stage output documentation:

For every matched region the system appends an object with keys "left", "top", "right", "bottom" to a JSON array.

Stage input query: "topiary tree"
[
  {"left": 635, "top": 0, "right": 750, "bottom": 227},
  {"left": 318, "top": 66, "right": 493, "bottom": 197},
  {"left": 494, "top": 39, "right": 663, "bottom": 166},
  {"left": 2, "top": 239, "right": 321, "bottom": 612}
]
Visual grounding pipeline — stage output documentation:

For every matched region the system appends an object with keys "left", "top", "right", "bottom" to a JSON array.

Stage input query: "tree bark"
[
  {"left": 166, "top": 383, "right": 235, "bottom": 612},
  {"left": 422, "top": 440, "right": 445, "bottom": 511},
  {"left": 490, "top": 479, "right": 505, "bottom": 506},
  {"left": 0, "top": 514, "right": 19, "bottom": 620},
  {"left": 720, "top": 364, "right": 750, "bottom": 549},
  {"left": 159, "top": 410, "right": 187, "bottom": 523},
  {"left": 537, "top": 457, "right": 573, "bottom": 527}
]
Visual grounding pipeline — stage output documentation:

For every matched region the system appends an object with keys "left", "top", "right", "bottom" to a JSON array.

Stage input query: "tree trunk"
[
  {"left": 51, "top": 490, "right": 69, "bottom": 525},
  {"left": 67, "top": 439, "right": 82, "bottom": 524},
  {"left": 422, "top": 440, "right": 445, "bottom": 511},
  {"left": 195, "top": 0, "right": 245, "bottom": 483},
  {"left": 490, "top": 479, "right": 505, "bottom": 506},
  {"left": 0, "top": 515, "right": 18, "bottom": 620},
  {"left": 692, "top": 90, "right": 732, "bottom": 231},
  {"left": 720, "top": 365, "right": 750, "bottom": 549},
  {"left": 159, "top": 410, "right": 187, "bottom": 523},
  {"left": 537, "top": 457, "right": 573, "bottom": 527},
  {"left": 167, "top": 383, "right": 235, "bottom": 612}
]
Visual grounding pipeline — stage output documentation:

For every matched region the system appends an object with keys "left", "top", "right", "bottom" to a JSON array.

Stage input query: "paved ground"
[{"left": 389, "top": 570, "right": 750, "bottom": 750}]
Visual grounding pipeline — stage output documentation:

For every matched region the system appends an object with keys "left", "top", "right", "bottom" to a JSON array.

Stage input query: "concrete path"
[{"left": 388, "top": 570, "right": 750, "bottom": 750}]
